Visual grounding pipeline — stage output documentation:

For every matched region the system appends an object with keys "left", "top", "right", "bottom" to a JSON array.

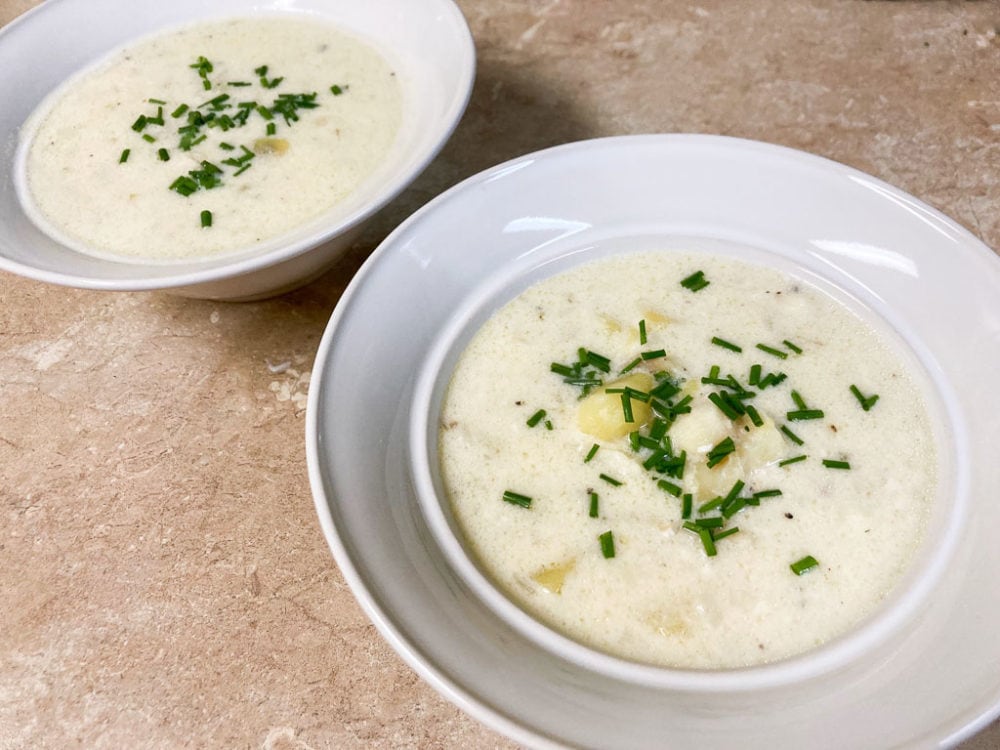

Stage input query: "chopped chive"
[
  {"left": 599, "top": 530, "right": 616, "bottom": 558},
  {"left": 708, "top": 391, "right": 743, "bottom": 420},
  {"left": 791, "top": 555, "right": 819, "bottom": 575},
  {"left": 157, "top": 148, "right": 170, "bottom": 161},
  {"left": 711, "top": 336, "right": 742, "bottom": 353},
  {"left": 756, "top": 343, "right": 788, "bottom": 359},
  {"left": 584, "top": 444, "right": 600, "bottom": 463},
  {"left": 589, "top": 492, "right": 599, "bottom": 518},
  {"left": 228, "top": 81, "right": 252, "bottom": 87},
  {"left": 783, "top": 339, "right": 803, "bottom": 354},
  {"left": 118, "top": 148, "right": 130, "bottom": 164},
  {"left": 171, "top": 103, "right": 189, "bottom": 118},
  {"left": 266, "top": 122, "right": 277, "bottom": 136},
  {"left": 638, "top": 319, "right": 647, "bottom": 345},
  {"left": 790, "top": 390, "right": 808, "bottom": 410},
  {"left": 502, "top": 490, "right": 533, "bottom": 509},
  {"left": 131, "top": 114, "right": 148, "bottom": 132},
  {"left": 758, "top": 371, "right": 788, "bottom": 389},
  {"left": 697, "top": 527, "right": 717, "bottom": 556},
  {"left": 628, "top": 430, "right": 640, "bottom": 452},
  {"left": 748, "top": 363, "right": 762, "bottom": 386},
  {"left": 147, "top": 97, "right": 167, "bottom": 105},
  {"left": 706, "top": 436, "right": 736, "bottom": 468},
  {"left": 620, "top": 356, "right": 642, "bottom": 374},
  {"left": 681, "top": 493, "right": 693, "bottom": 519},
  {"left": 619, "top": 392, "right": 635, "bottom": 423},
  {"left": 780, "top": 424, "right": 804, "bottom": 445},
  {"left": 745, "top": 404, "right": 764, "bottom": 427},
  {"left": 850, "top": 384, "right": 880, "bottom": 412},
  {"left": 233, "top": 163, "right": 252, "bottom": 177},
  {"left": 787, "top": 409, "right": 825, "bottom": 421},
  {"left": 753, "top": 488, "right": 783, "bottom": 499},
  {"left": 657, "top": 480, "right": 682, "bottom": 497},
  {"left": 330, "top": 84, "right": 346, "bottom": 95},
  {"left": 200, "top": 210, "right": 213, "bottom": 228},
  {"left": 680, "top": 270, "right": 710, "bottom": 292},
  {"left": 219, "top": 142, "right": 235, "bottom": 151},
  {"left": 694, "top": 517, "right": 724, "bottom": 529},
  {"left": 584, "top": 350, "right": 612, "bottom": 373},
  {"left": 699, "top": 496, "right": 724, "bottom": 513},
  {"left": 714, "top": 527, "right": 740, "bottom": 541},
  {"left": 599, "top": 473, "right": 622, "bottom": 487},
  {"left": 526, "top": 409, "right": 547, "bottom": 427},
  {"left": 544, "top": 420, "right": 553, "bottom": 430},
  {"left": 779, "top": 454, "right": 807, "bottom": 467},
  {"left": 641, "top": 349, "right": 667, "bottom": 361},
  {"left": 141, "top": 134, "right": 156, "bottom": 143},
  {"left": 822, "top": 459, "right": 852, "bottom": 470}
]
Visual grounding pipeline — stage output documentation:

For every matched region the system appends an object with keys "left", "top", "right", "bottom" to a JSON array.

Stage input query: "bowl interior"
[
  {"left": 0, "top": 0, "right": 473, "bottom": 288},
  {"left": 409, "top": 230, "right": 963, "bottom": 691}
]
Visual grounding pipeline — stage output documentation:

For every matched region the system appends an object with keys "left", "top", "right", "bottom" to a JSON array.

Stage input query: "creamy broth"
[
  {"left": 20, "top": 16, "right": 401, "bottom": 260},
  {"left": 438, "top": 252, "right": 936, "bottom": 669}
]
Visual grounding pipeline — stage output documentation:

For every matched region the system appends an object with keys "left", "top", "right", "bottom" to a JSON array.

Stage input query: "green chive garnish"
[
  {"left": 526, "top": 409, "right": 546, "bottom": 427},
  {"left": 822, "top": 459, "right": 851, "bottom": 470},
  {"left": 787, "top": 409, "right": 825, "bottom": 421},
  {"left": 714, "top": 527, "right": 740, "bottom": 541},
  {"left": 657, "top": 479, "right": 682, "bottom": 497},
  {"left": 620, "top": 392, "right": 634, "bottom": 423},
  {"left": 141, "top": 134, "right": 156, "bottom": 143},
  {"left": 681, "top": 493, "right": 693, "bottom": 519},
  {"left": 584, "top": 444, "right": 600, "bottom": 463},
  {"left": 171, "top": 103, "right": 189, "bottom": 118},
  {"left": 711, "top": 336, "right": 742, "bottom": 353},
  {"left": 780, "top": 424, "right": 804, "bottom": 445},
  {"left": 638, "top": 319, "right": 647, "bottom": 345},
  {"left": 266, "top": 122, "right": 277, "bottom": 136},
  {"left": 620, "top": 356, "right": 642, "bottom": 374},
  {"left": 589, "top": 491, "right": 599, "bottom": 518},
  {"left": 599, "top": 473, "right": 622, "bottom": 487},
  {"left": 790, "top": 555, "right": 819, "bottom": 575},
  {"left": 157, "top": 148, "right": 170, "bottom": 161},
  {"left": 756, "top": 343, "right": 788, "bottom": 359},
  {"left": 753, "top": 489, "right": 783, "bottom": 499},
  {"left": 118, "top": 149, "right": 130, "bottom": 164},
  {"left": 745, "top": 404, "right": 763, "bottom": 427},
  {"left": 783, "top": 339, "right": 803, "bottom": 354},
  {"left": 200, "top": 210, "right": 212, "bottom": 228},
  {"left": 706, "top": 436, "right": 736, "bottom": 468},
  {"left": 680, "top": 270, "right": 710, "bottom": 292},
  {"left": 779, "top": 454, "right": 807, "bottom": 467},
  {"left": 599, "top": 530, "right": 616, "bottom": 558},
  {"left": 502, "top": 490, "right": 532, "bottom": 508},
  {"left": 641, "top": 349, "right": 667, "bottom": 361},
  {"left": 850, "top": 384, "right": 880, "bottom": 411}
]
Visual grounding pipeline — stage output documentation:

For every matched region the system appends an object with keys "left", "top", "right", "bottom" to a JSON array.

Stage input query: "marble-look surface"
[{"left": 2, "top": 1, "right": 999, "bottom": 748}]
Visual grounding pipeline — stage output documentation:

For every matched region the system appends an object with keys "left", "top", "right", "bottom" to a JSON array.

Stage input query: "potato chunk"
[
  {"left": 531, "top": 559, "right": 576, "bottom": 594},
  {"left": 578, "top": 372, "right": 655, "bottom": 440}
]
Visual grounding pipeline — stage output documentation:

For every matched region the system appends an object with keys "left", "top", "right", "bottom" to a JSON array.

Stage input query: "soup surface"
[
  {"left": 20, "top": 16, "right": 401, "bottom": 260},
  {"left": 438, "top": 251, "right": 937, "bottom": 669}
]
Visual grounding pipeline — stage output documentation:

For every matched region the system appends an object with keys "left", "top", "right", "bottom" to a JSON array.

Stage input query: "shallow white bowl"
[
  {"left": 0, "top": 0, "right": 474, "bottom": 300},
  {"left": 307, "top": 135, "right": 1000, "bottom": 748}
]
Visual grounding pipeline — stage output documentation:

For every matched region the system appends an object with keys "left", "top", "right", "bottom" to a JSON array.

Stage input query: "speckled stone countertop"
[{"left": 2, "top": 1, "right": 998, "bottom": 748}]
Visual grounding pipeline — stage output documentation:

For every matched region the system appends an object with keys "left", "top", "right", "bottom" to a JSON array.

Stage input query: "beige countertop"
[{"left": 2, "top": 1, "right": 999, "bottom": 747}]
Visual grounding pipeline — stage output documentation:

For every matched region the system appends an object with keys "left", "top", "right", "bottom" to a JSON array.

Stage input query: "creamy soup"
[
  {"left": 19, "top": 16, "right": 401, "bottom": 260},
  {"left": 438, "top": 252, "right": 936, "bottom": 669}
]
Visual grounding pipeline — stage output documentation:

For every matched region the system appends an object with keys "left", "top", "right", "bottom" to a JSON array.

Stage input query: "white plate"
[{"left": 306, "top": 134, "right": 1000, "bottom": 749}]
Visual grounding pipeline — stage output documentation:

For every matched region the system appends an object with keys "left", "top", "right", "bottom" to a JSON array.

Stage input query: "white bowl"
[
  {"left": 0, "top": 0, "right": 474, "bottom": 300},
  {"left": 307, "top": 135, "right": 1000, "bottom": 749}
]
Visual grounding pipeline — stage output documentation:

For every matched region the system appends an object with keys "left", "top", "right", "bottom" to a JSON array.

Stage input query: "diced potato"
[
  {"left": 578, "top": 372, "right": 654, "bottom": 440},
  {"left": 531, "top": 559, "right": 576, "bottom": 594},
  {"left": 253, "top": 137, "right": 290, "bottom": 155},
  {"left": 642, "top": 310, "right": 671, "bottom": 325},
  {"left": 737, "top": 412, "right": 784, "bottom": 469},
  {"left": 669, "top": 399, "right": 729, "bottom": 453}
]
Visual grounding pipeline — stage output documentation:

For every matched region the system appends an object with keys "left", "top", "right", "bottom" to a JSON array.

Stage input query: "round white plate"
[{"left": 306, "top": 135, "right": 1000, "bottom": 749}]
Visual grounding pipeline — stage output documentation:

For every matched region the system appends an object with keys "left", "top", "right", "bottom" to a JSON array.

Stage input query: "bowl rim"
[{"left": 306, "top": 133, "right": 1000, "bottom": 749}]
